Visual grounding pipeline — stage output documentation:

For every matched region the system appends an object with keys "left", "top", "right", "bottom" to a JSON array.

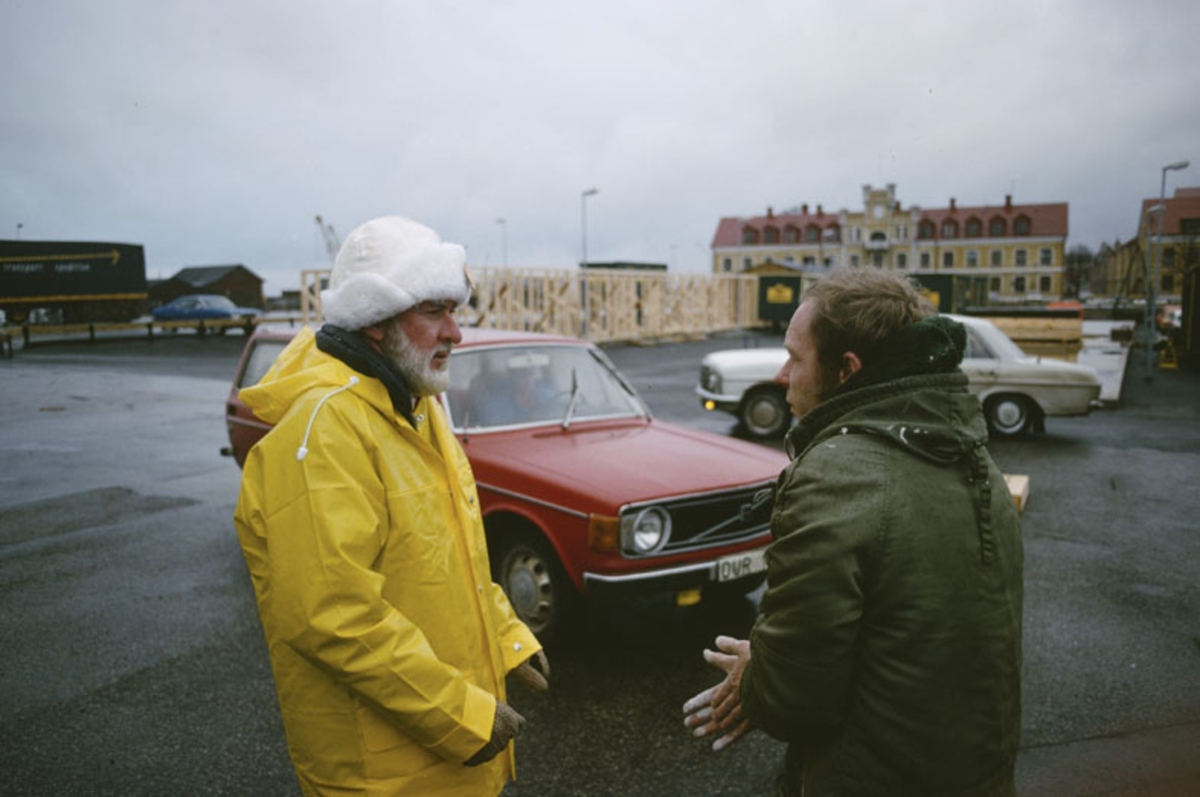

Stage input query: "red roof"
[
  {"left": 712, "top": 197, "right": 1069, "bottom": 247},
  {"left": 1141, "top": 189, "right": 1200, "bottom": 235}
]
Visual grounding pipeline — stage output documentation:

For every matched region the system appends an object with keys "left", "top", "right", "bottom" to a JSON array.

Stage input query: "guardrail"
[{"left": 7, "top": 315, "right": 307, "bottom": 351}]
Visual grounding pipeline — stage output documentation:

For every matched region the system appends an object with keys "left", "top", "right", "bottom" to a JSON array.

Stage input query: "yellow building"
[
  {"left": 711, "top": 183, "right": 1069, "bottom": 302},
  {"left": 1103, "top": 187, "right": 1200, "bottom": 302}
]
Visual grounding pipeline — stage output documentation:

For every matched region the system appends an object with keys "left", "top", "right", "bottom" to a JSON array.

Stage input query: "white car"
[{"left": 697, "top": 314, "right": 1103, "bottom": 438}]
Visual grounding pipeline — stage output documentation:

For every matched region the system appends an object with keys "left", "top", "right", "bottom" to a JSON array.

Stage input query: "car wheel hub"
[{"left": 506, "top": 550, "right": 552, "bottom": 628}]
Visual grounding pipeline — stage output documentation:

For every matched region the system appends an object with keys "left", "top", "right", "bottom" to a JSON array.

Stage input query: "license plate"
[{"left": 715, "top": 548, "right": 767, "bottom": 582}]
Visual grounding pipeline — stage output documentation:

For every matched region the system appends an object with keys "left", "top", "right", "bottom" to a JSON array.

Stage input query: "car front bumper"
[
  {"left": 695, "top": 385, "right": 741, "bottom": 414},
  {"left": 583, "top": 545, "right": 768, "bottom": 597}
]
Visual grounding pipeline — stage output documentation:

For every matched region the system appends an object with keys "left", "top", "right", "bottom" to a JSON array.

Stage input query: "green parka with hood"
[
  {"left": 740, "top": 317, "right": 1023, "bottom": 797},
  {"left": 234, "top": 326, "right": 541, "bottom": 796}
]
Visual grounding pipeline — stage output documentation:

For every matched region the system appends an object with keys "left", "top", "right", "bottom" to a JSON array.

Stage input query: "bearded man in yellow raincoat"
[{"left": 234, "top": 216, "right": 548, "bottom": 796}]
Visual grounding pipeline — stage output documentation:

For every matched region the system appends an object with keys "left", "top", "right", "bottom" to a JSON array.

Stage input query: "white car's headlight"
[
  {"left": 702, "top": 369, "right": 722, "bottom": 392},
  {"left": 621, "top": 506, "right": 671, "bottom": 554}
]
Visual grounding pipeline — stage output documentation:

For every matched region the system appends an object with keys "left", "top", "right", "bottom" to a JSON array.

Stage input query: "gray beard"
[{"left": 380, "top": 325, "right": 451, "bottom": 398}]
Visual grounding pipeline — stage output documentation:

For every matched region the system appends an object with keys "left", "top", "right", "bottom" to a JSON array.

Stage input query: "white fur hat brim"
[{"left": 320, "top": 216, "right": 472, "bottom": 330}]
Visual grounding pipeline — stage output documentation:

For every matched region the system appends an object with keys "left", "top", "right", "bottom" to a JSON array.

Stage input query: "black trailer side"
[{"left": 0, "top": 239, "right": 148, "bottom": 323}]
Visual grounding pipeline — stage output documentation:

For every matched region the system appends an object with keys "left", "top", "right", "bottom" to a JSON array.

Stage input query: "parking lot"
[{"left": 1, "top": 332, "right": 1198, "bottom": 796}]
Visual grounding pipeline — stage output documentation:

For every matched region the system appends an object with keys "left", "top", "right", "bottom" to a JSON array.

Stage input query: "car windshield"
[
  {"left": 446, "top": 343, "right": 646, "bottom": 430},
  {"left": 962, "top": 320, "right": 1027, "bottom": 361}
]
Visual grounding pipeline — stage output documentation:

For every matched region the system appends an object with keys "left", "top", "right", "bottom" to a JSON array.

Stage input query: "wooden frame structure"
[{"left": 301, "top": 267, "right": 761, "bottom": 342}]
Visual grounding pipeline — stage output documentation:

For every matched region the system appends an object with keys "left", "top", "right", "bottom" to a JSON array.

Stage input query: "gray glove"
[
  {"left": 510, "top": 650, "right": 551, "bottom": 692},
  {"left": 464, "top": 701, "right": 525, "bottom": 767}
]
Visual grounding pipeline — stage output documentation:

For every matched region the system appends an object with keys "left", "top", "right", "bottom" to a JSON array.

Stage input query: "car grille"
[{"left": 648, "top": 483, "right": 774, "bottom": 555}]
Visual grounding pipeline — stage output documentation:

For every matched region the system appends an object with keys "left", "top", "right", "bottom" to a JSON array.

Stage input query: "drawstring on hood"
[
  {"left": 296, "top": 376, "right": 360, "bottom": 461},
  {"left": 316, "top": 324, "right": 418, "bottom": 428}
]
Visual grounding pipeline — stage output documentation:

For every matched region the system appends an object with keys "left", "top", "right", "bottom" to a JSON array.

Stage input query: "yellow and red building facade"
[{"left": 711, "top": 183, "right": 1069, "bottom": 301}]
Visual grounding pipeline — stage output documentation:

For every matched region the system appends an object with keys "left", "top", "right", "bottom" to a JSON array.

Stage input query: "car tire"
[
  {"left": 491, "top": 528, "right": 576, "bottom": 642},
  {"left": 739, "top": 387, "right": 790, "bottom": 439},
  {"left": 986, "top": 394, "right": 1033, "bottom": 437}
]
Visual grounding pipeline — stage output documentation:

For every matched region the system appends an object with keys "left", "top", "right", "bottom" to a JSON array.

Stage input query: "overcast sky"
[{"left": 3, "top": 0, "right": 1198, "bottom": 296}]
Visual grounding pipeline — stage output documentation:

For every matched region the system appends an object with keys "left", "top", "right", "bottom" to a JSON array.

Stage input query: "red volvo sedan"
[{"left": 224, "top": 326, "right": 788, "bottom": 640}]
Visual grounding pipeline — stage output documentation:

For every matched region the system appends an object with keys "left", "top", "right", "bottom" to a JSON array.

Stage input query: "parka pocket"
[{"left": 355, "top": 704, "right": 442, "bottom": 775}]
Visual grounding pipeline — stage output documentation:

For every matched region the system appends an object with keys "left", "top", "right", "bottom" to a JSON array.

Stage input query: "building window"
[
  {"left": 1162, "top": 274, "right": 1175, "bottom": 291},
  {"left": 966, "top": 250, "right": 979, "bottom": 268},
  {"left": 803, "top": 255, "right": 816, "bottom": 266},
  {"left": 1181, "top": 219, "right": 1200, "bottom": 235},
  {"left": 825, "top": 255, "right": 836, "bottom": 267},
  {"left": 918, "top": 221, "right": 936, "bottom": 239},
  {"left": 990, "top": 249, "right": 1002, "bottom": 267},
  {"left": 1163, "top": 248, "right": 1176, "bottom": 266},
  {"left": 989, "top": 217, "right": 1007, "bottom": 237},
  {"left": 897, "top": 252, "right": 908, "bottom": 269},
  {"left": 1014, "top": 276, "right": 1027, "bottom": 293},
  {"left": 920, "top": 252, "right": 931, "bottom": 268},
  {"left": 785, "top": 226, "right": 800, "bottom": 244},
  {"left": 1040, "top": 276, "right": 1052, "bottom": 293},
  {"left": 895, "top": 225, "right": 909, "bottom": 240},
  {"left": 742, "top": 257, "right": 752, "bottom": 270},
  {"left": 1014, "top": 216, "right": 1031, "bottom": 236},
  {"left": 742, "top": 228, "right": 759, "bottom": 245},
  {"left": 805, "top": 225, "right": 821, "bottom": 243},
  {"left": 965, "top": 219, "right": 982, "bottom": 238},
  {"left": 764, "top": 226, "right": 779, "bottom": 244},
  {"left": 722, "top": 257, "right": 732, "bottom": 272},
  {"left": 825, "top": 225, "right": 841, "bottom": 243},
  {"left": 942, "top": 220, "right": 959, "bottom": 238},
  {"left": 1015, "top": 249, "right": 1027, "bottom": 266},
  {"left": 850, "top": 255, "right": 860, "bottom": 267},
  {"left": 990, "top": 277, "right": 1001, "bottom": 292},
  {"left": 1039, "top": 248, "right": 1052, "bottom": 265},
  {"left": 872, "top": 251, "right": 884, "bottom": 267},
  {"left": 849, "top": 227, "right": 861, "bottom": 243},
  {"left": 943, "top": 251, "right": 954, "bottom": 267}
]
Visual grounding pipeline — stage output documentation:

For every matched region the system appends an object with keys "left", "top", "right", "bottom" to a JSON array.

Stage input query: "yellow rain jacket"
[{"left": 234, "top": 327, "right": 541, "bottom": 796}]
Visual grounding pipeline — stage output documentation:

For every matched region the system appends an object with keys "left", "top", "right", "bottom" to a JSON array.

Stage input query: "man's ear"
[
  {"left": 360, "top": 324, "right": 385, "bottom": 344},
  {"left": 838, "top": 351, "right": 863, "bottom": 384}
]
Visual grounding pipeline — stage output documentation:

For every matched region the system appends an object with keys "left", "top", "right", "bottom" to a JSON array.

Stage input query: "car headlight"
[
  {"left": 621, "top": 506, "right": 671, "bottom": 555},
  {"left": 702, "top": 368, "right": 722, "bottom": 392}
]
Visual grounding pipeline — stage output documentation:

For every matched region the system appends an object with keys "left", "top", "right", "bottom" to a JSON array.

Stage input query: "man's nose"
[{"left": 442, "top": 313, "right": 463, "bottom": 345}]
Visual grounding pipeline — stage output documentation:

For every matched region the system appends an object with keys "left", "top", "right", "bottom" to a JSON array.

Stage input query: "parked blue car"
[{"left": 152, "top": 294, "right": 261, "bottom": 322}]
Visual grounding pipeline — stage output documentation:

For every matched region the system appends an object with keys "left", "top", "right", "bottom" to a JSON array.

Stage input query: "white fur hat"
[{"left": 320, "top": 216, "right": 472, "bottom": 330}]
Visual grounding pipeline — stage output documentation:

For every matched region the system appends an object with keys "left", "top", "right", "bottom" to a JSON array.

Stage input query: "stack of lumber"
[{"left": 987, "top": 315, "right": 1083, "bottom": 362}]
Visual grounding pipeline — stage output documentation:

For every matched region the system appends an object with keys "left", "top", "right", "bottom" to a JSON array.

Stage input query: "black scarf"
[{"left": 315, "top": 324, "right": 418, "bottom": 428}]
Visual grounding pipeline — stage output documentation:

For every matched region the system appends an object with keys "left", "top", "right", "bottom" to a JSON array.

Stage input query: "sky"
[{"left": 3, "top": 0, "right": 1198, "bottom": 297}]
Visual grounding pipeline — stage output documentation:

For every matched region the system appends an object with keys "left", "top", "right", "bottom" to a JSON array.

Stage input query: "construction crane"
[{"left": 314, "top": 215, "right": 341, "bottom": 264}]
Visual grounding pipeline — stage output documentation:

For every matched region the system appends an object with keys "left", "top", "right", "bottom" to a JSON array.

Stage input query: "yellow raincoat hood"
[{"left": 235, "top": 327, "right": 540, "bottom": 796}]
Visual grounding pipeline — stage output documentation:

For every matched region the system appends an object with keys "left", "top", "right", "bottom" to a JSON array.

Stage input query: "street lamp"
[
  {"left": 1146, "top": 159, "right": 1190, "bottom": 380},
  {"left": 496, "top": 217, "right": 507, "bottom": 268},
  {"left": 580, "top": 188, "right": 598, "bottom": 267},
  {"left": 15, "top": 223, "right": 22, "bottom": 240},
  {"left": 580, "top": 187, "right": 598, "bottom": 339}
]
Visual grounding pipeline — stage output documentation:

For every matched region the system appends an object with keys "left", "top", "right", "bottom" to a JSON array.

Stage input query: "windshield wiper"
[{"left": 561, "top": 367, "right": 581, "bottom": 430}]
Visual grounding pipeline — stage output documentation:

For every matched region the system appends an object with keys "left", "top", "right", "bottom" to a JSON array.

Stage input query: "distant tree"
[{"left": 1063, "top": 245, "right": 1095, "bottom": 298}]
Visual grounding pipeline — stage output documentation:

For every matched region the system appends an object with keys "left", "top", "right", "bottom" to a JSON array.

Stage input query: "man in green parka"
[{"left": 684, "top": 267, "right": 1023, "bottom": 796}]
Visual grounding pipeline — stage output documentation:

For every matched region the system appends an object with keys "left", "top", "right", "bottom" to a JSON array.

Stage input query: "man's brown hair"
[{"left": 803, "top": 267, "right": 937, "bottom": 385}]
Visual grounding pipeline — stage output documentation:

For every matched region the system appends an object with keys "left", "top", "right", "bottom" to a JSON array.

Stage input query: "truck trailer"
[{"left": 0, "top": 239, "right": 148, "bottom": 324}]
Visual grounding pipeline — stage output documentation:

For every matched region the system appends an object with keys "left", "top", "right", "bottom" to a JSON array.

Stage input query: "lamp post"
[
  {"left": 580, "top": 188, "right": 598, "bottom": 338},
  {"left": 580, "top": 188, "right": 598, "bottom": 267},
  {"left": 15, "top": 223, "right": 22, "bottom": 240},
  {"left": 1146, "top": 159, "right": 1190, "bottom": 380},
  {"left": 496, "top": 217, "right": 507, "bottom": 267}
]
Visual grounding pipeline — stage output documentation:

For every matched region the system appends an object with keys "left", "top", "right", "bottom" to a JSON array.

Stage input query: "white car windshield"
[{"left": 446, "top": 344, "right": 645, "bottom": 430}]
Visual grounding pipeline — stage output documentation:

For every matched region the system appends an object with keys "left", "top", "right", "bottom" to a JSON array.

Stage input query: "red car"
[{"left": 224, "top": 326, "right": 788, "bottom": 640}]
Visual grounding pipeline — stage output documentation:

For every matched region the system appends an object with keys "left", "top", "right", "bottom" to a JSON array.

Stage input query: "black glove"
[{"left": 464, "top": 701, "right": 525, "bottom": 767}]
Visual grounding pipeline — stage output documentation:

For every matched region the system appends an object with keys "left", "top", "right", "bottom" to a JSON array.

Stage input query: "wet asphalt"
[{"left": 0, "top": 330, "right": 1198, "bottom": 796}]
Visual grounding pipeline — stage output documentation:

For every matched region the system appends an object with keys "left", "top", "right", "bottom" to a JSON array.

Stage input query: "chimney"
[
  {"left": 816, "top": 204, "right": 823, "bottom": 216},
  {"left": 1005, "top": 194, "right": 1012, "bottom": 212},
  {"left": 767, "top": 206, "right": 774, "bottom": 218},
  {"left": 802, "top": 203, "right": 809, "bottom": 215},
  {"left": 949, "top": 198, "right": 957, "bottom": 212}
]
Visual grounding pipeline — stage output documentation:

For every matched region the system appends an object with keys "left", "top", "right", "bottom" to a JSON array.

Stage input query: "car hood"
[
  {"left": 702, "top": 348, "right": 787, "bottom": 375},
  {"left": 462, "top": 418, "right": 787, "bottom": 515},
  {"left": 963, "top": 356, "right": 1101, "bottom": 385}
]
